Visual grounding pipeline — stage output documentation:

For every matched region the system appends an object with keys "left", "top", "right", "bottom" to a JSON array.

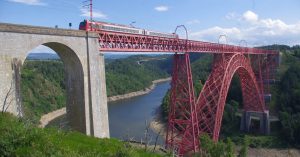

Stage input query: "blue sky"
[{"left": 1, "top": 0, "right": 300, "bottom": 50}]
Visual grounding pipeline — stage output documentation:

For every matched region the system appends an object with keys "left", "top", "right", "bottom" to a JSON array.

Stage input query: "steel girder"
[
  {"left": 249, "top": 53, "right": 279, "bottom": 105},
  {"left": 97, "top": 31, "right": 277, "bottom": 54},
  {"left": 166, "top": 53, "right": 199, "bottom": 156}
]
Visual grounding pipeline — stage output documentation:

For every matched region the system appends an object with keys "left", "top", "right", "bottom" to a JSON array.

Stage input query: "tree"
[
  {"left": 2, "top": 80, "right": 14, "bottom": 114},
  {"left": 238, "top": 136, "right": 249, "bottom": 157},
  {"left": 278, "top": 62, "right": 300, "bottom": 145},
  {"left": 198, "top": 134, "right": 234, "bottom": 157}
]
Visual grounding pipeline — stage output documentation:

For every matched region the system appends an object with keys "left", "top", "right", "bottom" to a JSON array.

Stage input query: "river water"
[
  {"left": 48, "top": 81, "right": 170, "bottom": 145},
  {"left": 108, "top": 81, "right": 170, "bottom": 144}
]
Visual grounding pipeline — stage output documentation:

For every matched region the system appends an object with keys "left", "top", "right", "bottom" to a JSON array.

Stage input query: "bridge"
[{"left": 0, "top": 23, "right": 279, "bottom": 156}]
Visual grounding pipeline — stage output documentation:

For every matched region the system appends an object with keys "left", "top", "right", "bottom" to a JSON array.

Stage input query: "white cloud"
[
  {"left": 242, "top": 10, "right": 258, "bottom": 23},
  {"left": 154, "top": 6, "right": 169, "bottom": 12},
  {"left": 80, "top": 9, "right": 107, "bottom": 19},
  {"left": 190, "top": 10, "right": 300, "bottom": 46},
  {"left": 29, "top": 45, "right": 56, "bottom": 54},
  {"left": 8, "top": 0, "right": 46, "bottom": 6},
  {"left": 187, "top": 19, "right": 200, "bottom": 25},
  {"left": 190, "top": 26, "right": 242, "bottom": 44}
]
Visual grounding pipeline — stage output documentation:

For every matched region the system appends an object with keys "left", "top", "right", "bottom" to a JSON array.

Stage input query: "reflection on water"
[{"left": 48, "top": 81, "right": 170, "bottom": 145}]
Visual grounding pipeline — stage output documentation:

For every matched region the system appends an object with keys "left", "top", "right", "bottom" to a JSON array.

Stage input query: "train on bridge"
[{"left": 79, "top": 20, "right": 178, "bottom": 38}]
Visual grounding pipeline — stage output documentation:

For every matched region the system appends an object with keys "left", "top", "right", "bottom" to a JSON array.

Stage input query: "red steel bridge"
[{"left": 96, "top": 27, "right": 279, "bottom": 155}]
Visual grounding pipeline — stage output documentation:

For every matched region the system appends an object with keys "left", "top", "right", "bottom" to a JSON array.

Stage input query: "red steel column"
[{"left": 166, "top": 52, "right": 199, "bottom": 156}]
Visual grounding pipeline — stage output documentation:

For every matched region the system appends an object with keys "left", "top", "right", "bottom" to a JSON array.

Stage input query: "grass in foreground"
[{"left": 0, "top": 113, "right": 166, "bottom": 157}]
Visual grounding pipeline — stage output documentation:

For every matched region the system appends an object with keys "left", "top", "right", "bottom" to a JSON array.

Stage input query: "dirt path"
[
  {"left": 39, "top": 107, "right": 66, "bottom": 128},
  {"left": 247, "top": 148, "right": 300, "bottom": 157}
]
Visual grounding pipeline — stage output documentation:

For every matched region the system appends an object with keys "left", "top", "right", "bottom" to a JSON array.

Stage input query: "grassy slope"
[{"left": 0, "top": 113, "right": 166, "bottom": 157}]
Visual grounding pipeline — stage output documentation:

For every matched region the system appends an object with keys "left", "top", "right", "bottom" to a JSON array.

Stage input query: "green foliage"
[
  {"left": 191, "top": 54, "right": 212, "bottom": 84},
  {"left": 225, "top": 138, "right": 235, "bottom": 157},
  {"left": 161, "top": 90, "right": 170, "bottom": 122},
  {"left": 197, "top": 134, "right": 235, "bottom": 157},
  {"left": 238, "top": 136, "right": 249, "bottom": 157},
  {"left": 221, "top": 100, "right": 240, "bottom": 136},
  {"left": 0, "top": 113, "right": 166, "bottom": 157},
  {"left": 226, "top": 75, "right": 243, "bottom": 105},
  {"left": 105, "top": 55, "right": 170, "bottom": 96},
  {"left": 276, "top": 52, "right": 300, "bottom": 146},
  {"left": 21, "top": 60, "right": 65, "bottom": 124}
]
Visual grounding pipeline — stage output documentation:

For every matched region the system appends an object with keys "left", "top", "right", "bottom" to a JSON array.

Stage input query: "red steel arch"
[{"left": 196, "top": 53, "right": 266, "bottom": 142}]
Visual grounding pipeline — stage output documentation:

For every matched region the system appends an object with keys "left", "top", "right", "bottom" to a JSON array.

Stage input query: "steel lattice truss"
[
  {"left": 196, "top": 53, "right": 266, "bottom": 142},
  {"left": 98, "top": 31, "right": 277, "bottom": 54},
  {"left": 166, "top": 53, "right": 199, "bottom": 156},
  {"left": 96, "top": 30, "right": 279, "bottom": 156}
]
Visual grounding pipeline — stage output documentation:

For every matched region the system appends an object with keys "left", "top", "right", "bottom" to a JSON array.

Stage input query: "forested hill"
[
  {"left": 105, "top": 55, "right": 170, "bottom": 96},
  {"left": 21, "top": 55, "right": 171, "bottom": 123}
]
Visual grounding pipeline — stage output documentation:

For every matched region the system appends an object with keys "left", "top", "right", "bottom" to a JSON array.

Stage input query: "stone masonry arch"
[{"left": 0, "top": 23, "right": 109, "bottom": 138}]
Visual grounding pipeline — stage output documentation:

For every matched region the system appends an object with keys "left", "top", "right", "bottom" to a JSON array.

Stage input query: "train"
[{"left": 79, "top": 20, "right": 178, "bottom": 38}]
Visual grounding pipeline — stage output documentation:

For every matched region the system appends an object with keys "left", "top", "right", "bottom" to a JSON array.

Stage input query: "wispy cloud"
[
  {"left": 8, "top": 0, "right": 46, "bottom": 6},
  {"left": 154, "top": 6, "right": 169, "bottom": 12},
  {"left": 190, "top": 10, "right": 300, "bottom": 46},
  {"left": 80, "top": 8, "right": 107, "bottom": 19},
  {"left": 225, "top": 12, "right": 240, "bottom": 20},
  {"left": 186, "top": 19, "right": 200, "bottom": 25}
]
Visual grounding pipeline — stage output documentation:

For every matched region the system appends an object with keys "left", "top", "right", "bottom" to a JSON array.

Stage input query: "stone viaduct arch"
[{"left": 0, "top": 23, "right": 109, "bottom": 138}]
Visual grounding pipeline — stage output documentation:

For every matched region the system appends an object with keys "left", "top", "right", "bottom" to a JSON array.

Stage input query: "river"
[{"left": 48, "top": 81, "right": 170, "bottom": 145}]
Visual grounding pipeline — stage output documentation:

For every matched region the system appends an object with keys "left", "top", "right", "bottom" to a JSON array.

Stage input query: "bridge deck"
[
  {"left": 98, "top": 31, "right": 277, "bottom": 54},
  {"left": 0, "top": 23, "right": 277, "bottom": 55}
]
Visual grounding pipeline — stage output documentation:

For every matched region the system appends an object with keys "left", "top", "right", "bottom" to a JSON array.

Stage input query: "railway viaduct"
[
  {"left": 0, "top": 23, "right": 109, "bottom": 138},
  {"left": 0, "top": 22, "right": 279, "bottom": 156}
]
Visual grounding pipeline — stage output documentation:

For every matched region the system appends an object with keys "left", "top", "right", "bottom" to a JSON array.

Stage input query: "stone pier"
[
  {"left": 240, "top": 110, "right": 270, "bottom": 135},
  {"left": 0, "top": 23, "right": 109, "bottom": 138}
]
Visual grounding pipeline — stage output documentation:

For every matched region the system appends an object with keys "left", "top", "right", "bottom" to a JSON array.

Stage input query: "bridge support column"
[
  {"left": 240, "top": 111, "right": 270, "bottom": 135},
  {"left": 85, "top": 36, "right": 110, "bottom": 138}
]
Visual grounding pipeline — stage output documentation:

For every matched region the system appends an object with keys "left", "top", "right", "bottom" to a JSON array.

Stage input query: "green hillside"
[{"left": 0, "top": 113, "right": 165, "bottom": 157}]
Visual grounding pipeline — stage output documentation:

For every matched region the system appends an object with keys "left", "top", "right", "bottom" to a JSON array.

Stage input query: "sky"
[{"left": 1, "top": 0, "right": 300, "bottom": 53}]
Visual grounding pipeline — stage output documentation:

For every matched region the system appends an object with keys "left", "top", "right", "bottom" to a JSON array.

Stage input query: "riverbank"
[
  {"left": 108, "top": 77, "right": 171, "bottom": 102},
  {"left": 150, "top": 107, "right": 167, "bottom": 140},
  {"left": 39, "top": 77, "right": 171, "bottom": 128}
]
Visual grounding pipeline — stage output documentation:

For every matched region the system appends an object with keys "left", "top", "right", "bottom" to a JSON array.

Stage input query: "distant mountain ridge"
[
  {"left": 27, "top": 53, "right": 60, "bottom": 60},
  {"left": 27, "top": 52, "right": 173, "bottom": 60}
]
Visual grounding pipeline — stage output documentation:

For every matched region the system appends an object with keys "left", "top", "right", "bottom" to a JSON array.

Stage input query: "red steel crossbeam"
[{"left": 98, "top": 30, "right": 277, "bottom": 54}]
